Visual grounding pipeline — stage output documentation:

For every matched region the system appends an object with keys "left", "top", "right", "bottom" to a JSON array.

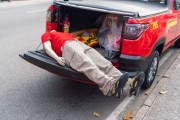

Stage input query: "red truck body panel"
[{"left": 122, "top": 0, "right": 180, "bottom": 57}]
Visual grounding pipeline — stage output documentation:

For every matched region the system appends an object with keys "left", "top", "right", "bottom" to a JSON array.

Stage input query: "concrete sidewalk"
[{"left": 134, "top": 51, "right": 180, "bottom": 120}]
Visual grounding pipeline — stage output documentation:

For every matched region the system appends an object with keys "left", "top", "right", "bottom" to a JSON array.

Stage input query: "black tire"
[
  {"left": 174, "top": 39, "right": 180, "bottom": 48},
  {"left": 142, "top": 50, "right": 159, "bottom": 89}
]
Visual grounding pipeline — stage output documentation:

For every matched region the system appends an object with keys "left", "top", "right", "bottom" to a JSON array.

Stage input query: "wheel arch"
[
  {"left": 142, "top": 37, "right": 165, "bottom": 88},
  {"left": 145, "top": 37, "right": 165, "bottom": 71},
  {"left": 151, "top": 37, "right": 165, "bottom": 56}
]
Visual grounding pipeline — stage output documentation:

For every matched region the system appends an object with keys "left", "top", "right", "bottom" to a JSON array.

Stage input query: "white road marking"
[
  {"left": 106, "top": 50, "right": 174, "bottom": 120},
  {"left": 26, "top": 9, "right": 46, "bottom": 13}
]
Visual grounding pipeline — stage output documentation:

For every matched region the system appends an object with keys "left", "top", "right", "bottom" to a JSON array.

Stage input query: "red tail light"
[
  {"left": 46, "top": 5, "right": 57, "bottom": 32},
  {"left": 123, "top": 23, "right": 149, "bottom": 40},
  {"left": 46, "top": 5, "right": 56, "bottom": 22}
]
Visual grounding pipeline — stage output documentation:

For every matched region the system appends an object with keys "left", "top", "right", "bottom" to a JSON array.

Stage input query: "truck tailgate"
[{"left": 19, "top": 50, "right": 94, "bottom": 84}]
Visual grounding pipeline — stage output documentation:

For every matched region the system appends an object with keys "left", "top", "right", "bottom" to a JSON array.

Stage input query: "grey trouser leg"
[
  {"left": 62, "top": 41, "right": 122, "bottom": 95},
  {"left": 85, "top": 47, "right": 122, "bottom": 80},
  {"left": 85, "top": 47, "right": 123, "bottom": 95}
]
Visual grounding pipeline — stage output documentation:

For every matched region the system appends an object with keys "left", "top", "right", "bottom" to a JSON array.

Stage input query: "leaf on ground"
[
  {"left": 92, "top": 112, "right": 100, "bottom": 117},
  {"left": 123, "top": 111, "right": 133, "bottom": 120},
  {"left": 162, "top": 75, "right": 169, "bottom": 78},
  {"left": 145, "top": 92, "right": 149, "bottom": 95},
  {"left": 159, "top": 90, "right": 168, "bottom": 95}
]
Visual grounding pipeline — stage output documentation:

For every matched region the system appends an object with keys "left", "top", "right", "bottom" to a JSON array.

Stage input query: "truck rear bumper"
[
  {"left": 119, "top": 54, "right": 150, "bottom": 76},
  {"left": 20, "top": 50, "right": 95, "bottom": 84}
]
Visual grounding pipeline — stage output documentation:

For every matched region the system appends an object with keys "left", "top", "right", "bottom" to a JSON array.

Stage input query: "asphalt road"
[{"left": 0, "top": 2, "right": 179, "bottom": 120}]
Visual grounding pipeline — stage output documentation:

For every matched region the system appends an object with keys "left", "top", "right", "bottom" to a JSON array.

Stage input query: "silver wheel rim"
[{"left": 148, "top": 56, "right": 158, "bottom": 83}]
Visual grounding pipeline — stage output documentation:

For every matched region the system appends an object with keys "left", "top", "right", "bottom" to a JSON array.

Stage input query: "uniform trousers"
[{"left": 62, "top": 40, "right": 123, "bottom": 95}]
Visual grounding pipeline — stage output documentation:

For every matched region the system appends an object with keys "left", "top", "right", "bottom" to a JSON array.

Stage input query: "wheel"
[
  {"left": 142, "top": 50, "right": 159, "bottom": 89},
  {"left": 174, "top": 39, "right": 180, "bottom": 48}
]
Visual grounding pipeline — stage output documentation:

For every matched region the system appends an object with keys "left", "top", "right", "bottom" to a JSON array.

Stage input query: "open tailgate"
[{"left": 19, "top": 50, "right": 94, "bottom": 84}]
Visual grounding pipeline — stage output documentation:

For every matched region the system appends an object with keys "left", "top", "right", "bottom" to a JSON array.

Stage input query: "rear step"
[{"left": 19, "top": 50, "right": 95, "bottom": 84}]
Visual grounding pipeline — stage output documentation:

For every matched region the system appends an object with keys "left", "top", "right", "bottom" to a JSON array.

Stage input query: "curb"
[{"left": 134, "top": 52, "right": 180, "bottom": 120}]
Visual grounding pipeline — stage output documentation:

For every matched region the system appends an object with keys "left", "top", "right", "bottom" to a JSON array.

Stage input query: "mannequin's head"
[{"left": 103, "top": 14, "right": 122, "bottom": 29}]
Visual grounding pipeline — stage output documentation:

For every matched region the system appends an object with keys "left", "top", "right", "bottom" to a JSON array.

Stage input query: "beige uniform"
[{"left": 62, "top": 40, "right": 123, "bottom": 95}]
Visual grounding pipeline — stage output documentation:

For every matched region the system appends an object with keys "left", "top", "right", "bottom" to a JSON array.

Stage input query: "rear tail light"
[
  {"left": 46, "top": 5, "right": 57, "bottom": 32},
  {"left": 46, "top": 5, "right": 56, "bottom": 22},
  {"left": 123, "top": 23, "right": 149, "bottom": 40}
]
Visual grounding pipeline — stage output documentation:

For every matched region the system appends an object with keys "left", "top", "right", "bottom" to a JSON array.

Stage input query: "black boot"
[
  {"left": 115, "top": 72, "right": 129, "bottom": 98},
  {"left": 130, "top": 72, "right": 145, "bottom": 96}
]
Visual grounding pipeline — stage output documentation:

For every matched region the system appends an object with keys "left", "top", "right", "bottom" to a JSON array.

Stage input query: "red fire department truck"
[{"left": 20, "top": 0, "right": 180, "bottom": 88}]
